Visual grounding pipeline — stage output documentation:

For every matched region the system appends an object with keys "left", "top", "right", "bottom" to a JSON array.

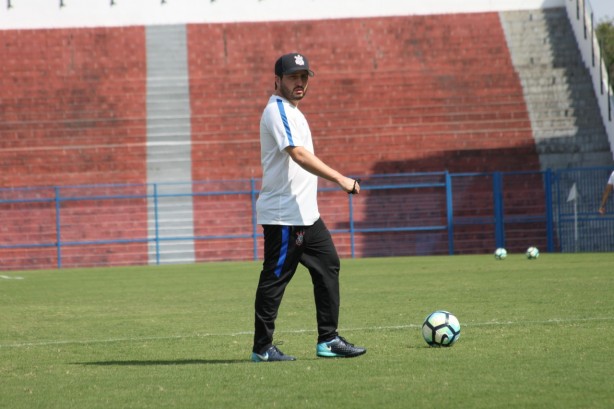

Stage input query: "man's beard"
[{"left": 280, "top": 83, "right": 307, "bottom": 102}]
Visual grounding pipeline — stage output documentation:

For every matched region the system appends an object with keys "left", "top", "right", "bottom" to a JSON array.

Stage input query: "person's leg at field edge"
[
  {"left": 301, "top": 218, "right": 367, "bottom": 358},
  {"left": 299, "top": 218, "right": 340, "bottom": 343},
  {"left": 252, "top": 225, "right": 301, "bottom": 361}
]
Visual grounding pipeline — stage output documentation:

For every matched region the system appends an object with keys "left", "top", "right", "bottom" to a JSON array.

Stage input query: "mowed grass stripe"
[{"left": 2, "top": 315, "right": 613, "bottom": 349}]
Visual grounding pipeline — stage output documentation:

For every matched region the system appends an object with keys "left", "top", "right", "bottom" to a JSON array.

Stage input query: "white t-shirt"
[{"left": 256, "top": 95, "right": 320, "bottom": 226}]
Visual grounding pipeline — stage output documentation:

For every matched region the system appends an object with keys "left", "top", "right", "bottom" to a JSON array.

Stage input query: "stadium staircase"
[
  {"left": 500, "top": 8, "right": 611, "bottom": 170},
  {"left": 145, "top": 24, "right": 196, "bottom": 264},
  {"left": 498, "top": 9, "right": 611, "bottom": 256}
]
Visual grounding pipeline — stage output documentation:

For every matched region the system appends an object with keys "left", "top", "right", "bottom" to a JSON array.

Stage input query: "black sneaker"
[
  {"left": 316, "top": 336, "right": 367, "bottom": 358},
  {"left": 251, "top": 345, "right": 296, "bottom": 362}
]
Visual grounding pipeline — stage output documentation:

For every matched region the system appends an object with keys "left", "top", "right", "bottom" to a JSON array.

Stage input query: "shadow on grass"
[{"left": 74, "top": 359, "right": 247, "bottom": 366}]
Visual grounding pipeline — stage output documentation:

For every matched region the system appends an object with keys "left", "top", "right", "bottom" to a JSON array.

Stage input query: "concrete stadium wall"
[
  {"left": 0, "top": 0, "right": 565, "bottom": 29},
  {"left": 2, "top": 0, "right": 590, "bottom": 269},
  {"left": 0, "top": 11, "right": 547, "bottom": 269},
  {"left": 0, "top": 27, "right": 147, "bottom": 187}
]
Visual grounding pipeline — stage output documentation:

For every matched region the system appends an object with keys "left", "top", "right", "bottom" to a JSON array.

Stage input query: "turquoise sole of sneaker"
[
  {"left": 316, "top": 351, "right": 340, "bottom": 357},
  {"left": 316, "top": 344, "right": 367, "bottom": 358}
]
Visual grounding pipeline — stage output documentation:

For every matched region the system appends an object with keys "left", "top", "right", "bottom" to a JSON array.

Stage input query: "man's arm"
[
  {"left": 599, "top": 184, "right": 613, "bottom": 215},
  {"left": 285, "top": 146, "right": 359, "bottom": 194}
]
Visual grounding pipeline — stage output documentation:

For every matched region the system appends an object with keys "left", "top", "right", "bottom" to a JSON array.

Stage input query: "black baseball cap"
[{"left": 274, "top": 53, "right": 314, "bottom": 77}]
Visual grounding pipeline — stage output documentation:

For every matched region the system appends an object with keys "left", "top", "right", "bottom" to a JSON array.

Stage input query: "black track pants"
[{"left": 253, "top": 218, "right": 340, "bottom": 354}]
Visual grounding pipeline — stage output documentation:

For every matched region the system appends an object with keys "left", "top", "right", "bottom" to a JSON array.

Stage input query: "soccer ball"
[
  {"left": 526, "top": 246, "right": 539, "bottom": 259},
  {"left": 422, "top": 310, "right": 461, "bottom": 347},
  {"left": 494, "top": 248, "right": 507, "bottom": 260}
]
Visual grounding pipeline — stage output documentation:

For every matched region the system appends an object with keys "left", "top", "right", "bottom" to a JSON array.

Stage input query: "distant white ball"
[
  {"left": 494, "top": 248, "right": 507, "bottom": 260},
  {"left": 526, "top": 246, "right": 539, "bottom": 259},
  {"left": 422, "top": 310, "right": 461, "bottom": 347}
]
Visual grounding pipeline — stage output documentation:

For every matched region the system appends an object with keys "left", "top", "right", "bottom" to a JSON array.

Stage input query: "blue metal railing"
[{"left": 1, "top": 168, "right": 613, "bottom": 270}]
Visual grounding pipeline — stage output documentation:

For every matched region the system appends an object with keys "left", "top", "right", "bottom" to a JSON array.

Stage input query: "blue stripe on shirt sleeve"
[{"left": 276, "top": 98, "right": 294, "bottom": 146}]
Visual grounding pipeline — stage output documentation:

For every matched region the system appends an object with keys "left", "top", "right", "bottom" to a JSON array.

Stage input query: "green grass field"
[{"left": 1, "top": 254, "right": 613, "bottom": 409}]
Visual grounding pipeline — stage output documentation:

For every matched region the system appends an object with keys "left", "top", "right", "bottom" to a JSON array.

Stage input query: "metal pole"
[
  {"left": 250, "top": 178, "right": 259, "bottom": 261},
  {"left": 445, "top": 172, "right": 454, "bottom": 255},
  {"left": 609, "top": 86, "right": 612, "bottom": 121},
  {"left": 55, "top": 187, "right": 62, "bottom": 269},
  {"left": 583, "top": 0, "right": 587, "bottom": 39},
  {"left": 591, "top": 12, "right": 594, "bottom": 66},
  {"left": 544, "top": 170, "right": 555, "bottom": 252},
  {"left": 349, "top": 192, "right": 356, "bottom": 258},
  {"left": 576, "top": 0, "right": 579, "bottom": 19},
  {"left": 493, "top": 172, "right": 505, "bottom": 249},
  {"left": 153, "top": 184, "right": 160, "bottom": 265}
]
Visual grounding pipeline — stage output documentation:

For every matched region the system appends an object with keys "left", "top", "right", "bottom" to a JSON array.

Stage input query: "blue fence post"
[
  {"left": 54, "top": 186, "right": 62, "bottom": 269},
  {"left": 554, "top": 169, "right": 566, "bottom": 252},
  {"left": 250, "top": 178, "right": 259, "bottom": 261},
  {"left": 153, "top": 183, "right": 160, "bottom": 265},
  {"left": 493, "top": 172, "right": 505, "bottom": 248},
  {"left": 544, "top": 169, "right": 554, "bottom": 252},
  {"left": 445, "top": 171, "right": 454, "bottom": 255},
  {"left": 349, "top": 192, "right": 356, "bottom": 258}
]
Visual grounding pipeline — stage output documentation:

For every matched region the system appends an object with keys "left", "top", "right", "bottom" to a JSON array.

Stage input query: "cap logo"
[{"left": 294, "top": 55, "right": 306, "bottom": 66}]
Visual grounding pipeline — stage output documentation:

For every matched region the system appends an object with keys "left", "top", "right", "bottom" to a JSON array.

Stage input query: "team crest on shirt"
[
  {"left": 294, "top": 55, "right": 305, "bottom": 66},
  {"left": 295, "top": 230, "right": 305, "bottom": 246}
]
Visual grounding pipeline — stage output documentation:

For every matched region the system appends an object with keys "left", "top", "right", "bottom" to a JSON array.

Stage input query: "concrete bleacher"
[
  {"left": 0, "top": 6, "right": 611, "bottom": 268},
  {"left": 500, "top": 8, "right": 612, "bottom": 170}
]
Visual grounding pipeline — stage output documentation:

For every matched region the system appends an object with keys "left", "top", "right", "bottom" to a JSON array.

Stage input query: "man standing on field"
[{"left": 251, "top": 52, "right": 366, "bottom": 362}]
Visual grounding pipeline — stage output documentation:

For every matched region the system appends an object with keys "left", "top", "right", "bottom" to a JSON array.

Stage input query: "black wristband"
[{"left": 348, "top": 179, "right": 361, "bottom": 195}]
